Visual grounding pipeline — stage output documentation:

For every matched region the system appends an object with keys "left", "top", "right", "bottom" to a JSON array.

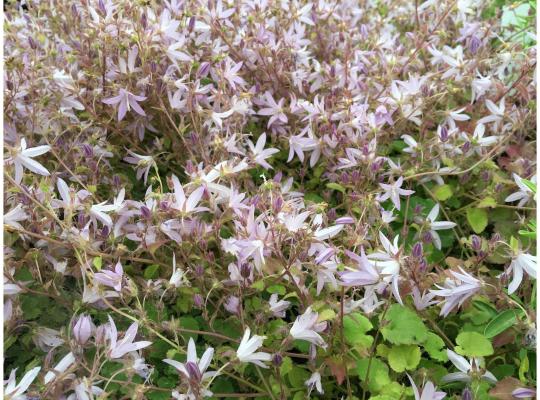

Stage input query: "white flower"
[
  {"left": 471, "top": 123, "right": 498, "bottom": 151},
  {"left": 505, "top": 174, "right": 536, "bottom": 207},
  {"left": 290, "top": 307, "right": 327, "bottom": 348},
  {"left": 247, "top": 133, "right": 279, "bottom": 170},
  {"left": 305, "top": 371, "right": 324, "bottom": 396},
  {"left": 407, "top": 374, "right": 446, "bottom": 400},
  {"left": 401, "top": 134, "right": 418, "bottom": 154},
  {"left": 430, "top": 268, "right": 482, "bottom": 317},
  {"left": 368, "top": 232, "right": 403, "bottom": 304},
  {"left": 506, "top": 252, "right": 537, "bottom": 295},
  {"left": 478, "top": 98, "right": 505, "bottom": 126},
  {"left": 4, "top": 205, "right": 29, "bottom": 230},
  {"left": 236, "top": 327, "right": 272, "bottom": 368},
  {"left": 4, "top": 367, "right": 41, "bottom": 400},
  {"left": 164, "top": 338, "right": 216, "bottom": 397},
  {"left": 442, "top": 350, "right": 497, "bottom": 384},
  {"left": 268, "top": 294, "right": 291, "bottom": 318},
  {"left": 377, "top": 176, "right": 415, "bottom": 211},
  {"left": 424, "top": 204, "right": 457, "bottom": 250},
  {"left": 171, "top": 175, "right": 208, "bottom": 215},
  {"left": 169, "top": 254, "right": 187, "bottom": 288},
  {"left": 107, "top": 315, "right": 152, "bottom": 359},
  {"left": 11, "top": 138, "right": 51, "bottom": 183}
]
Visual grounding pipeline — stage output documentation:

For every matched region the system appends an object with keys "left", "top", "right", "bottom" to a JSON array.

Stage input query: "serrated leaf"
[
  {"left": 467, "top": 208, "right": 488, "bottom": 234},
  {"left": 387, "top": 344, "right": 421, "bottom": 372},
  {"left": 455, "top": 332, "right": 494, "bottom": 357},
  {"left": 422, "top": 332, "right": 448, "bottom": 361}
]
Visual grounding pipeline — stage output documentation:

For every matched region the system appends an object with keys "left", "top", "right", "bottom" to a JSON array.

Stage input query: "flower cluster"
[{"left": 3, "top": 0, "right": 536, "bottom": 398}]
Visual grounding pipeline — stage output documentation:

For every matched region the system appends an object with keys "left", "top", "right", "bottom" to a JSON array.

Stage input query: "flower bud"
[
  {"left": 471, "top": 235, "right": 482, "bottom": 251},
  {"left": 412, "top": 242, "right": 423, "bottom": 258},
  {"left": 73, "top": 314, "right": 93, "bottom": 345},
  {"left": 272, "top": 354, "right": 283, "bottom": 367}
]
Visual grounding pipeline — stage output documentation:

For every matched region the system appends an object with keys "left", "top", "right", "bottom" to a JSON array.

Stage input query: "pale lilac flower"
[
  {"left": 506, "top": 252, "right": 537, "bottom": 295},
  {"left": 11, "top": 138, "right": 51, "bottom": 183},
  {"left": 268, "top": 294, "right": 291, "bottom": 318},
  {"left": 478, "top": 98, "right": 505, "bottom": 126},
  {"left": 73, "top": 314, "right": 94, "bottom": 345},
  {"left": 377, "top": 176, "right": 415, "bottom": 210},
  {"left": 44, "top": 352, "right": 76, "bottom": 384},
  {"left": 224, "top": 296, "right": 241, "bottom": 314},
  {"left": 258, "top": 92, "right": 287, "bottom": 127},
  {"left": 236, "top": 327, "right": 271, "bottom": 368},
  {"left": 171, "top": 175, "right": 209, "bottom": 215},
  {"left": 368, "top": 232, "right": 403, "bottom": 304},
  {"left": 430, "top": 268, "right": 482, "bottom": 317},
  {"left": 471, "top": 123, "right": 498, "bottom": 151},
  {"left": 290, "top": 307, "right": 327, "bottom": 348},
  {"left": 442, "top": 350, "right": 497, "bottom": 384},
  {"left": 123, "top": 150, "right": 156, "bottom": 184},
  {"left": 512, "top": 388, "right": 536, "bottom": 398},
  {"left": 163, "top": 337, "right": 216, "bottom": 397},
  {"left": 314, "top": 224, "right": 344, "bottom": 240},
  {"left": 424, "top": 204, "right": 457, "bottom": 250},
  {"left": 71, "top": 379, "right": 104, "bottom": 400},
  {"left": 107, "top": 315, "right": 152, "bottom": 359},
  {"left": 222, "top": 59, "right": 246, "bottom": 89},
  {"left": 94, "top": 262, "right": 124, "bottom": 292},
  {"left": 247, "top": 133, "right": 279, "bottom": 170},
  {"left": 401, "top": 134, "right": 419, "bottom": 155},
  {"left": 102, "top": 88, "right": 146, "bottom": 121},
  {"left": 445, "top": 107, "right": 470, "bottom": 126},
  {"left": 340, "top": 248, "right": 379, "bottom": 286},
  {"left": 52, "top": 178, "right": 90, "bottom": 212},
  {"left": 471, "top": 72, "right": 492, "bottom": 103},
  {"left": 407, "top": 374, "right": 446, "bottom": 400},
  {"left": 410, "top": 286, "right": 438, "bottom": 311},
  {"left": 4, "top": 205, "right": 29, "bottom": 230},
  {"left": 4, "top": 366, "right": 41, "bottom": 400},
  {"left": 33, "top": 327, "right": 64, "bottom": 351},
  {"left": 505, "top": 174, "right": 536, "bottom": 207},
  {"left": 287, "top": 134, "right": 319, "bottom": 164},
  {"left": 305, "top": 372, "right": 323, "bottom": 396}
]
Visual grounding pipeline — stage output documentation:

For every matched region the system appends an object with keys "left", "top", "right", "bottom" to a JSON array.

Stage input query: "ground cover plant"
[{"left": 3, "top": 0, "right": 537, "bottom": 398}]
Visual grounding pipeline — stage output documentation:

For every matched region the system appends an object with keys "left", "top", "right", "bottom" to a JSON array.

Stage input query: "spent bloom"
[
  {"left": 305, "top": 372, "right": 324, "bottom": 396},
  {"left": 236, "top": 327, "right": 272, "bottom": 368}
]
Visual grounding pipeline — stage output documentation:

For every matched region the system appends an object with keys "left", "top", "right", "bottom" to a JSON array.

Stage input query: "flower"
[
  {"left": 268, "top": 294, "right": 291, "bottom": 318},
  {"left": 4, "top": 366, "right": 41, "bottom": 400},
  {"left": 171, "top": 175, "right": 208, "bottom": 215},
  {"left": 512, "top": 388, "right": 536, "bottom": 398},
  {"left": 442, "top": 350, "right": 497, "bottom": 384},
  {"left": 163, "top": 338, "right": 216, "bottom": 396},
  {"left": 4, "top": 205, "right": 29, "bottom": 230},
  {"left": 107, "top": 315, "right": 152, "bottom": 359},
  {"left": 506, "top": 251, "right": 537, "bottom": 295},
  {"left": 340, "top": 248, "right": 380, "bottom": 286},
  {"left": 169, "top": 254, "right": 188, "bottom": 288},
  {"left": 377, "top": 176, "right": 415, "bottom": 210},
  {"left": 505, "top": 174, "right": 536, "bottom": 207},
  {"left": 103, "top": 88, "right": 147, "bottom": 121},
  {"left": 247, "top": 133, "right": 279, "bottom": 170},
  {"left": 424, "top": 204, "right": 457, "bottom": 250},
  {"left": 368, "top": 232, "right": 403, "bottom": 304},
  {"left": 11, "top": 138, "right": 51, "bottom": 183},
  {"left": 290, "top": 307, "right": 327, "bottom": 348},
  {"left": 123, "top": 150, "right": 156, "bottom": 184},
  {"left": 258, "top": 92, "right": 288, "bottom": 127},
  {"left": 94, "top": 262, "right": 124, "bottom": 292},
  {"left": 430, "top": 268, "right": 482, "bottom": 317},
  {"left": 407, "top": 374, "right": 446, "bottom": 400},
  {"left": 236, "top": 327, "right": 272, "bottom": 368},
  {"left": 305, "top": 372, "right": 324, "bottom": 396}
]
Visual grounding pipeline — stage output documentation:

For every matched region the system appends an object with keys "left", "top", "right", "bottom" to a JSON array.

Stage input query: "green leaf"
[
  {"left": 467, "top": 208, "right": 488, "bottom": 234},
  {"left": 380, "top": 305, "right": 428, "bottom": 345},
  {"left": 326, "top": 182, "right": 346, "bottom": 193},
  {"left": 455, "top": 332, "right": 494, "bottom": 357},
  {"left": 434, "top": 184, "right": 453, "bottom": 201},
  {"left": 477, "top": 196, "right": 497, "bottom": 208},
  {"left": 356, "top": 358, "right": 391, "bottom": 393},
  {"left": 143, "top": 264, "right": 160, "bottom": 279},
  {"left": 484, "top": 310, "right": 523, "bottom": 338},
  {"left": 266, "top": 284, "right": 286, "bottom": 295},
  {"left": 387, "top": 344, "right": 421, "bottom": 372},
  {"left": 280, "top": 356, "right": 293, "bottom": 376},
  {"left": 93, "top": 256, "right": 103, "bottom": 270},
  {"left": 422, "top": 332, "right": 448, "bottom": 362},
  {"left": 178, "top": 317, "right": 200, "bottom": 340},
  {"left": 343, "top": 313, "right": 373, "bottom": 348}
]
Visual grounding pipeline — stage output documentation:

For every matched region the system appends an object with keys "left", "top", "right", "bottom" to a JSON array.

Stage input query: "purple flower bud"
[
  {"left": 512, "top": 388, "right": 536, "bottom": 398},
  {"left": 273, "top": 171, "right": 283, "bottom": 183},
  {"left": 98, "top": 0, "right": 106, "bottom": 14},
  {"left": 195, "top": 265, "right": 205, "bottom": 277},
  {"left": 491, "top": 233, "right": 501, "bottom": 243},
  {"left": 150, "top": 61, "right": 157, "bottom": 73},
  {"left": 414, "top": 204, "right": 423, "bottom": 214},
  {"left": 419, "top": 258, "right": 427, "bottom": 272},
  {"left": 185, "top": 160, "right": 195, "bottom": 175},
  {"left": 71, "top": 4, "right": 79, "bottom": 18},
  {"left": 327, "top": 208, "right": 337, "bottom": 221},
  {"left": 141, "top": 12, "right": 147, "bottom": 29},
  {"left": 481, "top": 170, "right": 490, "bottom": 182},
  {"left": 340, "top": 172, "right": 350, "bottom": 184},
  {"left": 360, "top": 24, "right": 369, "bottom": 39},
  {"left": 469, "top": 35, "right": 481, "bottom": 54},
  {"left": 439, "top": 126, "right": 449, "bottom": 142},
  {"left": 94, "top": 324, "right": 108, "bottom": 345},
  {"left": 461, "top": 388, "right": 473, "bottom": 400},
  {"left": 335, "top": 216, "right": 354, "bottom": 225},
  {"left": 422, "top": 231, "right": 433, "bottom": 244},
  {"left": 28, "top": 37, "right": 37, "bottom": 49},
  {"left": 315, "top": 247, "right": 335, "bottom": 264},
  {"left": 240, "top": 263, "right": 251, "bottom": 279},
  {"left": 185, "top": 361, "right": 202, "bottom": 383},
  {"left": 82, "top": 144, "right": 93, "bottom": 157},
  {"left": 272, "top": 353, "right": 283, "bottom": 367},
  {"left": 73, "top": 314, "right": 93, "bottom": 345},
  {"left": 113, "top": 175, "right": 121, "bottom": 188},
  {"left": 412, "top": 242, "right": 423, "bottom": 258},
  {"left": 471, "top": 235, "right": 482, "bottom": 251},
  {"left": 461, "top": 141, "right": 471, "bottom": 153},
  {"left": 494, "top": 183, "right": 503, "bottom": 193},
  {"left": 351, "top": 170, "right": 360, "bottom": 183},
  {"left": 272, "top": 196, "right": 284, "bottom": 213},
  {"left": 100, "top": 225, "right": 110, "bottom": 238},
  {"left": 197, "top": 62, "right": 211, "bottom": 78},
  {"left": 193, "top": 294, "right": 203, "bottom": 308},
  {"left": 188, "top": 16, "right": 196, "bottom": 32},
  {"left": 140, "top": 206, "right": 151, "bottom": 219}
]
